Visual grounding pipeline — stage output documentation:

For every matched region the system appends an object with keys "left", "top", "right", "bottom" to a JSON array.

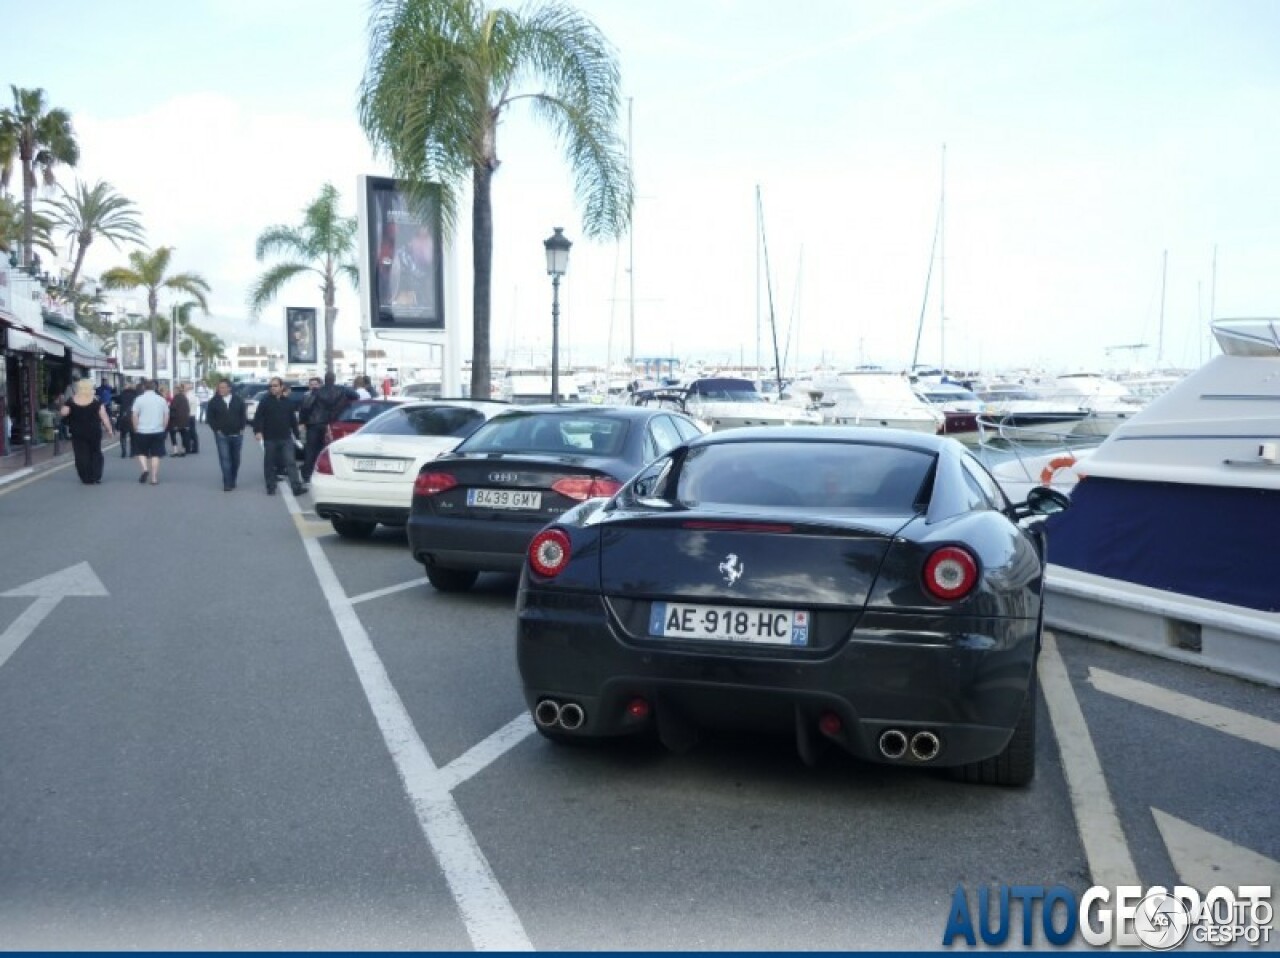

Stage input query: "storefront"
[{"left": 1, "top": 318, "right": 65, "bottom": 458}]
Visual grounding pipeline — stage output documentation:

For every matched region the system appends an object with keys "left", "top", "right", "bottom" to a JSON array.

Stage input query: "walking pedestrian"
[
  {"left": 131, "top": 379, "right": 169, "bottom": 485},
  {"left": 60, "top": 379, "right": 114, "bottom": 484},
  {"left": 194, "top": 380, "right": 212, "bottom": 422},
  {"left": 301, "top": 372, "right": 358, "bottom": 482},
  {"left": 251, "top": 377, "right": 305, "bottom": 496},
  {"left": 299, "top": 376, "right": 324, "bottom": 481},
  {"left": 168, "top": 385, "right": 191, "bottom": 456},
  {"left": 182, "top": 383, "right": 201, "bottom": 454},
  {"left": 116, "top": 380, "right": 138, "bottom": 458},
  {"left": 355, "top": 376, "right": 373, "bottom": 400},
  {"left": 205, "top": 378, "right": 247, "bottom": 491}
]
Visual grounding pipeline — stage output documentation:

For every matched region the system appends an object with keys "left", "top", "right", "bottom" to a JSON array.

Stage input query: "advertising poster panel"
[
  {"left": 363, "top": 177, "right": 444, "bottom": 330},
  {"left": 286, "top": 307, "right": 318, "bottom": 364},
  {"left": 118, "top": 330, "right": 152, "bottom": 378}
]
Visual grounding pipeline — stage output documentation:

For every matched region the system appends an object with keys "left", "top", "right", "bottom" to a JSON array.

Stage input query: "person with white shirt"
[{"left": 130, "top": 379, "right": 170, "bottom": 485}]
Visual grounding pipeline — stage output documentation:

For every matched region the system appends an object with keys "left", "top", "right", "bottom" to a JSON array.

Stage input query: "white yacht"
[
  {"left": 1042, "top": 373, "right": 1145, "bottom": 437},
  {"left": 914, "top": 381, "right": 983, "bottom": 445},
  {"left": 976, "top": 383, "right": 1089, "bottom": 442},
  {"left": 1040, "top": 318, "right": 1280, "bottom": 685},
  {"left": 672, "top": 377, "right": 821, "bottom": 430},
  {"left": 800, "top": 369, "right": 943, "bottom": 434},
  {"left": 500, "top": 367, "right": 577, "bottom": 404}
]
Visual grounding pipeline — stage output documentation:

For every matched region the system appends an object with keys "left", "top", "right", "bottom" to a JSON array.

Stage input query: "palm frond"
[{"left": 246, "top": 261, "right": 313, "bottom": 316}]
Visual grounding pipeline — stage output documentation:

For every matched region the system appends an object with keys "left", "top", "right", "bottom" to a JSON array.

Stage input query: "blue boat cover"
[{"left": 1045, "top": 477, "right": 1280, "bottom": 612}]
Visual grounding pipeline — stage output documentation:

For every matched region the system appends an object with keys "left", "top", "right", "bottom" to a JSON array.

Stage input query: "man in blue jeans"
[{"left": 204, "top": 378, "right": 247, "bottom": 491}]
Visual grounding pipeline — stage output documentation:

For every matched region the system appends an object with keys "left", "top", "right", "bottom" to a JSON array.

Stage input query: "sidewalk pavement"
[{"left": 0, "top": 438, "right": 121, "bottom": 486}]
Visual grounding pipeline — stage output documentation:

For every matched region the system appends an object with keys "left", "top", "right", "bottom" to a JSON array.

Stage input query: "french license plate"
[
  {"left": 353, "top": 459, "right": 406, "bottom": 473},
  {"left": 467, "top": 488, "right": 542, "bottom": 510},
  {"left": 648, "top": 602, "right": 809, "bottom": 646}
]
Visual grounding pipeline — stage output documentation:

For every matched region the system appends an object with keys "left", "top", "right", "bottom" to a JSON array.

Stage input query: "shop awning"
[
  {"left": 3, "top": 323, "right": 65, "bottom": 356},
  {"left": 37, "top": 322, "right": 115, "bottom": 370}
]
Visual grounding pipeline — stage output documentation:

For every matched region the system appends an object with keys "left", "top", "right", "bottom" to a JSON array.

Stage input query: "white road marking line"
[
  {"left": 1089, "top": 668, "right": 1280, "bottom": 752},
  {"left": 0, "top": 563, "right": 110, "bottom": 671},
  {"left": 1153, "top": 809, "right": 1280, "bottom": 904},
  {"left": 351, "top": 577, "right": 427, "bottom": 606},
  {"left": 0, "top": 457, "right": 74, "bottom": 493},
  {"left": 281, "top": 489, "right": 533, "bottom": 951},
  {"left": 1039, "top": 631, "right": 1140, "bottom": 888},
  {"left": 439, "top": 715, "right": 536, "bottom": 792}
]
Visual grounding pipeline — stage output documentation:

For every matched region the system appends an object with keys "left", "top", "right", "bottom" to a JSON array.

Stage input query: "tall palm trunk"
[
  {"left": 20, "top": 149, "right": 35, "bottom": 266},
  {"left": 68, "top": 230, "right": 91, "bottom": 292},
  {"left": 471, "top": 161, "right": 494, "bottom": 400}
]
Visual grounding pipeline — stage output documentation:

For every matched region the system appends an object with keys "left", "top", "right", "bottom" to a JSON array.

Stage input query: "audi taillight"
[
  {"left": 923, "top": 546, "right": 979, "bottom": 601},
  {"left": 315, "top": 448, "right": 333, "bottom": 475},
  {"left": 551, "top": 476, "right": 624, "bottom": 501},
  {"left": 414, "top": 471, "right": 458, "bottom": 497},
  {"left": 528, "top": 528, "right": 572, "bottom": 577}
]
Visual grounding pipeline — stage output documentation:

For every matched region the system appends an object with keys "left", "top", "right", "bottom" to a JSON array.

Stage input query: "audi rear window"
[
  {"left": 678, "top": 442, "right": 933, "bottom": 512},
  {"left": 459, "top": 413, "right": 628, "bottom": 456},
  {"left": 360, "top": 406, "right": 486, "bottom": 438}
]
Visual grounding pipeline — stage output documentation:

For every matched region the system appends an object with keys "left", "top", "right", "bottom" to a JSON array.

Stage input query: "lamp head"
[{"left": 543, "top": 227, "right": 572, "bottom": 277}]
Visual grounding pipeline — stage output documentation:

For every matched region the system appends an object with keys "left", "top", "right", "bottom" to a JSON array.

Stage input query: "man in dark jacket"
[
  {"left": 301, "top": 372, "right": 358, "bottom": 482},
  {"left": 116, "top": 381, "right": 139, "bottom": 458},
  {"left": 251, "top": 377, "right": 305, "bottom": 496},
  {"left": 205, "top": 378, "right": 248, "bottom": 491}
]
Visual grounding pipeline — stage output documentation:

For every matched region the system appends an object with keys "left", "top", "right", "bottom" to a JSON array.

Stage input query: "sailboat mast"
[
  {"left": 627, "top": 97, "right": 636, "bottom": 374},
  {"left": 755, "top": 185, "right": 762, "bottom": 382},
  {"left": 939, "top": 143, "right": 947, "bottom": 376},
  {"left": 757, "top": 188, "right": 785, "bottom": 397},
  {"left": 1158, "top": 249, "right": 1167, "bottom": 365}
]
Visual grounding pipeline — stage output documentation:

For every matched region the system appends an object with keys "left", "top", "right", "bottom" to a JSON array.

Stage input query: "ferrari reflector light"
[
  {"left": 414, "top": 471, "right": 458, "bottom": 497},
  {"left": 529, "top": 528, "right": 572, "bottom": 577},
  {"left": 626, "top": 697, "right": 650, "bottom": 719},
  {"left": 923, "top": 546, "right": 979, "bottom": 601}
]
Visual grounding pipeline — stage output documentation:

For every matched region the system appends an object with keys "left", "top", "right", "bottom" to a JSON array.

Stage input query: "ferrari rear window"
[
  {"left": 461, "top": 413, "right": 628, "bottom": 456},
  {"left": 360, "top": 406, "right": 486, "bottom": 438},
  {"left": 678, "top": 442, "right": 933, "bottom": 512}
]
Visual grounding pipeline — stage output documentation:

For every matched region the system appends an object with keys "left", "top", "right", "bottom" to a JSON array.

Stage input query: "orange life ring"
[{"left": 1039, "top": 455, "right": 1077, "bottom": 486}]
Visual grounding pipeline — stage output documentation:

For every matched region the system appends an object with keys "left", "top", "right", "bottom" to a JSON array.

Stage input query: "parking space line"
[
  {"left": 1089, "top": 668, "right": 1280, "bottom": 751},
  {"left": 439, "top": 715, "right": 535, "bottom": 792},
  {"left": 280, "top": 489, "right": 533, "bottom": 951},
  {"left": 351, "top": 577, "right": 427, "bottom": 606},
  {"left": 1039, "top": 631, "right": 1140, "bottom": 888}
]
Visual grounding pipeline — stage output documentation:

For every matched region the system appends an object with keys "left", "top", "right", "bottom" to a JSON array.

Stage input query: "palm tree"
[
  {"left": 99, "top": 246, "right": 212, "bottom": 376},
  {"left": 0, "top": 193, "right": 57, "bottom": 259},
  {"left": 0, "top": 86, "right": 80, "bottom": 267},
  {"left": 358, "top": 0, "right": 632, "bottom": 399},
  {"left": 47, "top": 179, "right": 146, "bottom": 291},
  {"left": 247, "top": 182, "right": 359, "bottom": 375}
]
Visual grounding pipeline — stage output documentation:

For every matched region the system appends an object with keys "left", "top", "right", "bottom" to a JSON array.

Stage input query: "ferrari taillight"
[
  {"left": 315, "top": 448, "right": 333, "bottom": 475},
  {"left": 923, "top": 546, "right": 979, "bottom": 601},
  {"left": 551, "top": 476, "right": 624, "bottom": 501},
  {"left": 414, "top": 471, "right": 458, "bottom": 497},
  {"left": 529, "top": 528, "right": 572, "bottom": 577}
]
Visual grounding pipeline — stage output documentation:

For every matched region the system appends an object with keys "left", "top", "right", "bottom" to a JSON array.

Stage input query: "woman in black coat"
[{"left": 61, "top": 379, "right": 115, "bottom": 484}]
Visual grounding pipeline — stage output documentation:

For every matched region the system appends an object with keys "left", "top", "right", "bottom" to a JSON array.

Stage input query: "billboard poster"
[
  {"left": 118, "top": 330, "right": 152, "bottom": 378},
  {"left": 155, "top": 344, "right": 170, "bottom": 375},
  {"left": 363, "top": 176, "right": 444, "bottom": 330},
  {"left": 286, "top": 307, "right": 318, "bottom": 364}
]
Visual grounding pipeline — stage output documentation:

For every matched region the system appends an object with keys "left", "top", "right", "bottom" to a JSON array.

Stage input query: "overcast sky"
[{"left": 5, "top": 0, "right": 1278, "bottom": 376}]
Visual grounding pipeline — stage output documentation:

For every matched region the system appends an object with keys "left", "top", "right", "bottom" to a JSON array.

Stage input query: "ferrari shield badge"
[{"left": 718, "top": 553, "right": 744, "bottom": 586}]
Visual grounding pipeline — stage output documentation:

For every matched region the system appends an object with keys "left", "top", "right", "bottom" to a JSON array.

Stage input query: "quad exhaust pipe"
[
  {"left": 534, "top": 698, "right": 586, "bottom": 731},
  {"left": 878, "top": 728, "right": 941, "bottom": 762}
]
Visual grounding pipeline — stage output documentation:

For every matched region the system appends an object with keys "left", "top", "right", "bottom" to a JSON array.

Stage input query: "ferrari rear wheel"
[
  {"left": 949, "top": 673, "right": 1037, "bottom": 787},
  {"left": 425, "top": 566, "right": 479, "bottom": 593},
  {"left": 331, "top": 518, "right": 377, "bottom": 539}
]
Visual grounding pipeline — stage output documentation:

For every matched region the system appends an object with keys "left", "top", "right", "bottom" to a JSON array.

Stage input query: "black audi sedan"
[
  {"left": 515, "top": 426, "right": 1068, "bottom": 786},
  {"left": 406, "top": 404, "right": 706, "bottom": 592}
]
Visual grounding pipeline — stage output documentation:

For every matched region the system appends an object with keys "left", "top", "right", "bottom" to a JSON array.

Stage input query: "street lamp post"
[{"left": 543, "top": 227, "right": 572, "bottom": 403}]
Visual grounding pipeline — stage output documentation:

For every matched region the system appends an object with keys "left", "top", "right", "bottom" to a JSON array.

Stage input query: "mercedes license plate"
[
  {"left": 468, "top": 488, "right": 542, "bottom": 510},
  {"left": 353, "top": 459, "right": 406, "bottom": 473},
  {"left": 648, "top": 602, "right": 809, "bottom": 646}
]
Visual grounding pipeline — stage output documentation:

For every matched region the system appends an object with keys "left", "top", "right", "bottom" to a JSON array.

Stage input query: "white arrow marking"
[
  {"left": 1089, "top": 668, "right": 1280, "bottom": 752},
  {"left": 1153, "top": 808, "right": 1280, "bottom": 896},
  {"left": 0, "top": 562, "right": 109, "bottom": 671}
]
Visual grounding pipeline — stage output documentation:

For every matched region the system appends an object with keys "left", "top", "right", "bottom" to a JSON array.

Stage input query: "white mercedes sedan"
[{"left": 312, "top": 399, "right": 508, "bottom": 538}]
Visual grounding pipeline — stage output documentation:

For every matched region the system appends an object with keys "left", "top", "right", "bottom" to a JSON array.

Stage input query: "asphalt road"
[{"left": 0, "top": 440, "right": 1275, "bottom": 949}]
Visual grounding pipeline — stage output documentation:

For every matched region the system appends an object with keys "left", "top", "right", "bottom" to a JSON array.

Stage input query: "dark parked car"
[
  {"left": 406, "top": 404, "right": 705, "bottom": 593},
  {"left": 514, "top": 426, "right": 1069, "bottom": 786},
  {"left": 327, "top": 397, "right": 409, "bottom": 443}
]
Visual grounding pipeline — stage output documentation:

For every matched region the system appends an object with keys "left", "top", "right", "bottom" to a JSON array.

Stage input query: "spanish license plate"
[
  {"left": 467, "top": 488, "right": 543, "bottom": 509},
  {"left": 353, "top": 459, "right": 406, "bottom": 473},
  {"left": 648, "top": 602, "right": 809, "bottom": 646}
]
